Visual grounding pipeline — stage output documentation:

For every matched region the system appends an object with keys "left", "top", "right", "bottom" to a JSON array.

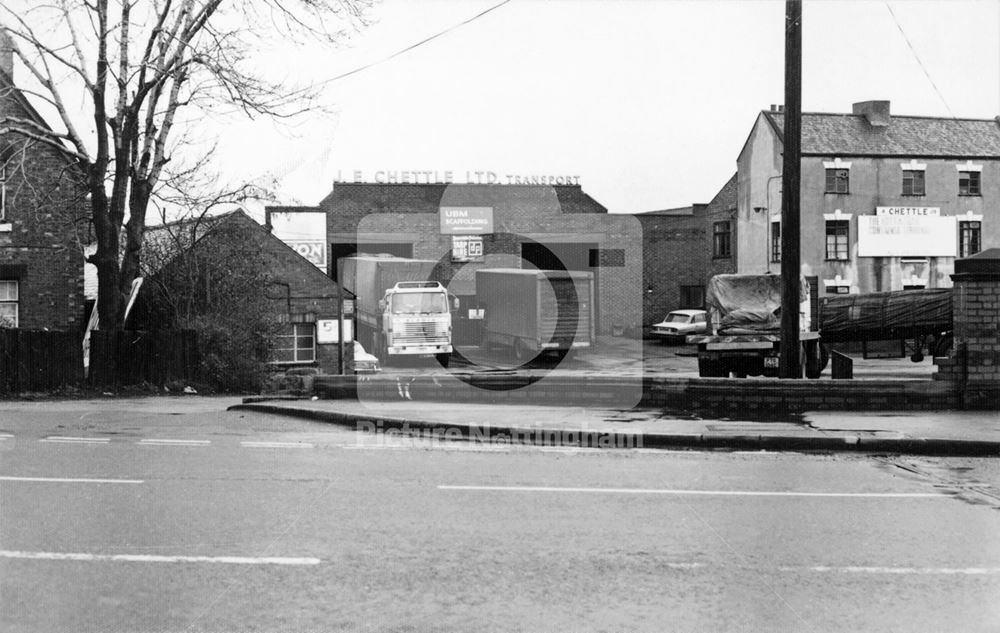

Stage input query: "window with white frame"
[
  {"left": 273, "top": 323, "right": 315, "bottom": 363},
  {"left": 960, "top": 220, "right": 982, "bottom": 258},
  {"left": 0, "top": 280, "right": 18, "bottom": 328},
  {"left": 825, "top": 220, "right": 850, "bottom": 261}
]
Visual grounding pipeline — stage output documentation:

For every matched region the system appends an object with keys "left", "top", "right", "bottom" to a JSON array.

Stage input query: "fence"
[
  {"left": 0, "top": 329, "right": 198, "bottom": 393},
  {"left": 88, "top": 330, "right": 199, "bottom": 388},
  {"left": 0, "top": 329, "right": 84, "bottom": 392}
]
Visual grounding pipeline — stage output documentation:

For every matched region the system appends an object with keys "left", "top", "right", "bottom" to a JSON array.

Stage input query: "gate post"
[{"left": 935, "top": 248, "right": 1000, "bottom": 408}]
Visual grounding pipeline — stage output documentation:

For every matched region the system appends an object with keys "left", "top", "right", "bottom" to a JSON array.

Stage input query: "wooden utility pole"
[{"left": 779, "top": 0, "right": 803, "bottom": 378}]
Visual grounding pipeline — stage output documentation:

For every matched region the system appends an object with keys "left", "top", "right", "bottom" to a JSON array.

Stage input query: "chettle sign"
[
  {"left": 439, "top": 206, "right": 493, "bottom": 235},
  {"left": 858, "top": 207, "right": 955, "bottom": 257}
]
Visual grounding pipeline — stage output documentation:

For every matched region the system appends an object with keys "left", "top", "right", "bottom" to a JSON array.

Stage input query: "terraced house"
[
  {"left": 0, "top": 32, "right": 88, "bottom": 330},
  {"left": 734, "top": 100, "right": 997, "bottom": 295}
]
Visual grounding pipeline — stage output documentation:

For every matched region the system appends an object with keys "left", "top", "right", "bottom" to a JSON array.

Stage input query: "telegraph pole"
[{"left": 779, "top": 0, "right": 802, "bottom": 378}]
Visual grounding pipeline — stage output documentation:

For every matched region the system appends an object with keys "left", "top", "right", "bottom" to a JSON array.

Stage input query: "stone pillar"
[{"left": 934, "top": 248, "right": 1000, "bottom": 408}]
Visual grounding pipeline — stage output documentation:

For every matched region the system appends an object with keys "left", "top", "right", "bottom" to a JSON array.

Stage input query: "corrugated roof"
[{"left": 766, "top": 111, "right": 1000, "bottom": 156}]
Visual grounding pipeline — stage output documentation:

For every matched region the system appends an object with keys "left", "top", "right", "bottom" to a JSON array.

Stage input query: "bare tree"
[{"left": 0, "top": 0, "right": 370, "bottom": 327}]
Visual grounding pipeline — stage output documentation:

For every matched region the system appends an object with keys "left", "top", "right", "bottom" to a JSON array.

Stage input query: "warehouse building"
[{"left": 267, "top": 182, "right": 644, "bottom": 343}]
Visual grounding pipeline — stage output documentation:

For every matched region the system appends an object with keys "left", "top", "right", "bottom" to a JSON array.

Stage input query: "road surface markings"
[
  {"left": 786, "top": 565, "right": 1000, "bottom": 576},
  {"left": 240, "top": 441, "right": 314, "bottom": 449},
  {"left": 138, "top": 439, "right": 210, "bottom": 446},
  {"left": 0, "top": 433, "right": 12, "bottom": 440},
  {"left": 0, "top": 476, "right": 143, "bottom": 484},
  {"left": 438, "top": 485, "right": 944, "bottom": 498},
  {"left": 41, "top": 436, "right": 110, "bottom": 444},
  {"left": 0, "top": 550, "right": 319, "bottom": 565}
]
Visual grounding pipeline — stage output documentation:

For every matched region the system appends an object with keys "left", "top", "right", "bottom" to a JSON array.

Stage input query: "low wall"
[{"left": 313, "top": 374, "right": 962, "bottom": 412}]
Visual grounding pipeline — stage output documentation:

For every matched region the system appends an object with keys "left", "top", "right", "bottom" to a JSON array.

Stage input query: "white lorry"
[
  {"left": 687, "top": 274, "right": 827, "bottom": 378},
  {"left": 339, "top": 255, "right": 456, "bottom": 367}
]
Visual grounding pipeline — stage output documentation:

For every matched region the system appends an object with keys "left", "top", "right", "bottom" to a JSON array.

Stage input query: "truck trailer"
[
  {"left": 475, "top": 268, "right": 594, "bottom": 362},
  {"left": 687, "top": 274, "right": 827, "bottom": 378},
  {"left": 339, "top": 255, "right": 455, "bottom": 366}
]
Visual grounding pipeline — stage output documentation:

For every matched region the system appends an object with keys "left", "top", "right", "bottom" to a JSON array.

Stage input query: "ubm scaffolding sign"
[{"left": 858, "top": 207, "right": 956, "bottom": 257}]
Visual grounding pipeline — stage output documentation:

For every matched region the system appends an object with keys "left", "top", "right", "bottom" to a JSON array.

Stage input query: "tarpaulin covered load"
[
  {"left": 706, "top": 274, "right": 810, "bottom": 333},
  {"left": 818, "top": 288, "right": 952, "bottom": 342}
]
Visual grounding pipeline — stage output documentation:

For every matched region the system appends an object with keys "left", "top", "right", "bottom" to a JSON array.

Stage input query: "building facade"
[
  {"left": 635, "top": 173, "right": 737, "bottom": 326},
  {"left": 0, "top": 35, "right": 88, "bottom": 330},
  {"left": 737, "top": 101, "right": 998, "bottom": 295},
  {"left": 268, "top": 182, "right": 644, "bottom": 339}
]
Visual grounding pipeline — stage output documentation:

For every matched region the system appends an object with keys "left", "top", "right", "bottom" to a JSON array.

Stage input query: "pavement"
[{"left": 231, "top": 396, "right": 1000, "bottom": 457}]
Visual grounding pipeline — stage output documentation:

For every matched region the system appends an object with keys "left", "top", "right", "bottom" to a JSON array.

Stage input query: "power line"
[
  {"left": 316, "top": 0, "right": 512, "bottom": 87},
  {"left": 884, "top": 2, "right": 955, "bottom": 118}
]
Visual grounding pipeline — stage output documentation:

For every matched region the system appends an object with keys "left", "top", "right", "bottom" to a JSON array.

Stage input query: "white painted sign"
[
  {"left": 317, "top": 318, "right": 352, "bottom": 344},
  {"left": 858, "top": 214, "right": 956, "bottom": 257},
  {"left": 451, "top": 235, "right": 484, "bottom": 262},
  {"left": 876, "top": 206, "right": 940, "bottom": 216},
  {"left": 440, "top": 207, "right": 493, "bottom": 235},
  {"left": 270, "top": 211, "right": 328, "bottom": 269}
]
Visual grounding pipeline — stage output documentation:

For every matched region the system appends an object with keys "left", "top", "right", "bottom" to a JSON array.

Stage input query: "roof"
[
  {"left": 705, "top": 173, "right": 738, "bottom": 215},
  {"left": 765, "top": 110, "right": 1000, "bottom": 157}
]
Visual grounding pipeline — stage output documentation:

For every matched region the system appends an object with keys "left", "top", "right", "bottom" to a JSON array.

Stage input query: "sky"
[{"left": 130, "top": 1, "right": 1000, "bottom": 214}]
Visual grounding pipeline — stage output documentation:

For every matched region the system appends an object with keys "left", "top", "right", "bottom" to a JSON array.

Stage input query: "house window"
[
  {"left": 959, "top": 171, "right": 981, "bottom": 196},
  {"left": 770, "top": 221, "right": 781, "bottom": 262},
  {"left": 825, "top": 168, "right": 849, "bottom": 194},
  {"left": 825, "top": 220, "right": 850, "bottom": 261},
  {"left": 680, "top": 284, "right": 705, "bottom": 309},
  {"left": 712, "top": 221, "right": 731, "bottom": 258},
  {"left": 273, "top": 323, "right": 315, "bottom": 363},
  {"left": 902, "top": 170, "right": 925, "bottom": 196},
  {"left": 0, "top": 280, "right": 18, "bottom": 328},
  {"left": 959, "top": 221, "right": 982, "bottom": 258}
]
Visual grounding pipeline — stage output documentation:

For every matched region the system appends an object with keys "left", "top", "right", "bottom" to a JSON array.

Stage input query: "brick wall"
[
  {"left": 1, "top": 81, "right": 88, "bottom": 331},
  {"left": 933, "top": 249, "right": 1000, "bottom": 408}
]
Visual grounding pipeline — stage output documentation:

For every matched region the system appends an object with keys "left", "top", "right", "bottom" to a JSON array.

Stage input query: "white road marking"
[
  {"left": 0, "top": 476, "right": 143, "bottom": 484},
  {"left": 41, "top": 436, "right": 110, "bottom": 444},
  {"left": 787, "top": 565, "right": 1000, "bottom": 575},
  {"left": 0, "top": 433, "right": 12, "bottom": 440},
  {"left": 438, "top": 485, "right": 944, "bottom": 498},
  {"left": 0, "top": 550, "right": 319, "bottom": 565},
  {"left": 240, "top": 441, "right": 314, "bottom": 449},
  {"left": 138, "top": 439, "right": 210, "bottom": 446}
]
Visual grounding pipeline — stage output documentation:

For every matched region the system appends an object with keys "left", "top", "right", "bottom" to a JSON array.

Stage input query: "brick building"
[
  {"left": 267, "top": 183, "right": 643, "bottom": 339},
  {"left": 122, "top": 210, "right": 342, "bottom": 371},
  {"left": 636, "top": 174, "right": 737, "bottom": 326},
  {"left": 0, "top": 35, "right": 87, "bottom": 330},
  {"left": 737, "top": 100, "right": 998, "bottom": 295}
]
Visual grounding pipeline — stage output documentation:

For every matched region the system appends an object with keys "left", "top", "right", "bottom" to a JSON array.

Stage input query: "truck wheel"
[
  {"left": 805, "top": 341, "right": 823, "bottom": 379},
  {"left": 435, "top": 352, "right": 450, "bottom": 368},
  {"left": 698, "top": 358, "right": 723, "bottom": 377}
]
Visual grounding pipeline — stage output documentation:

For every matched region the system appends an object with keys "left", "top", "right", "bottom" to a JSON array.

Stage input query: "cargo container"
[{"left": 475, "top": 268, "right": 594, "bottom": 362}]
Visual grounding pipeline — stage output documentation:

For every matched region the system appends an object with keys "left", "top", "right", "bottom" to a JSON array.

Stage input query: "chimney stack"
[{"left": 853, "top": 100, "right": 891, "bottom": 127}]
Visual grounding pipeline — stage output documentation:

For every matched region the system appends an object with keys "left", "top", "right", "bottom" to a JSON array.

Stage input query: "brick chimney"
[
  {"left": 852, "top": 100, "right": 891, "bottom": 127},
  {"left": 0, "top": 29, "right": 13, "bottom": 79}
]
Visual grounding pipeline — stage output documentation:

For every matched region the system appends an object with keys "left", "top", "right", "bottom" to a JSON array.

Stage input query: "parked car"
[
  {"left": 650, "top": 309, "right": 708, "bottom": 344},
  {"left": 347, "top": 341, "right": 382, "bottom": 374}
]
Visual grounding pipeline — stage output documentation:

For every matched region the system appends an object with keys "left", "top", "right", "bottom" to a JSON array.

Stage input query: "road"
[{"left": 1, "top": 399, "right": 998, "bottom": 632}]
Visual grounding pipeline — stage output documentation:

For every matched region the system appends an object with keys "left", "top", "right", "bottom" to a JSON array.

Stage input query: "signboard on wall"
[
  {"left": 451, "top": 235, "right": 484, "bottom": 262},
  {"left": 858, "top": 211, "right": 956, "bottom": 257},
  {"left": 440, "top": 206, "right": 493, "bottom": 234},
  {"left": 317, "top": 318, "right": 352, "bottom": 344},
  {"left": 269, "top": 211, "right": 328, "bottom": 269}
]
